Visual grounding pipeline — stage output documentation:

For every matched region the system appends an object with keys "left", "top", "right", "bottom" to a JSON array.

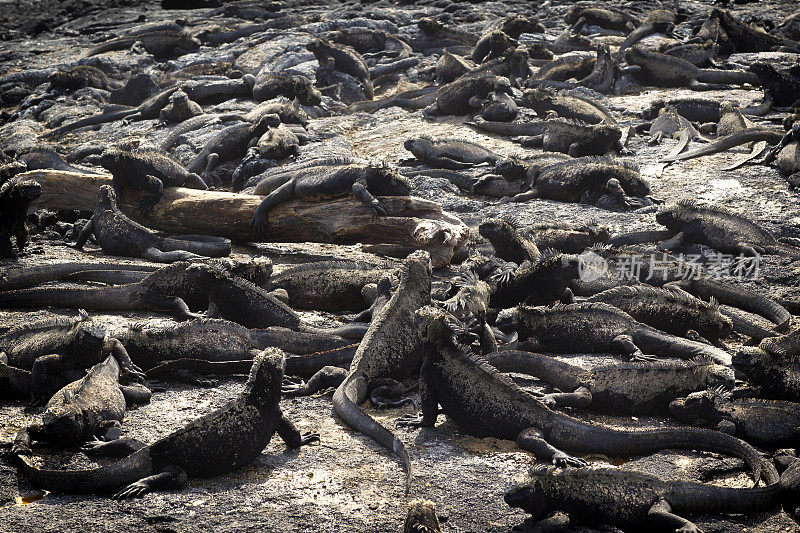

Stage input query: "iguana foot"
[
  {"left": 10, "top": 443, "right": 32, "bottom": 457},
  {"left": 281, "top": 377, "right": 307, "bottom": 397},
  {"left": 370, "top": 199, "right": 387, "bottom": 216},
  {"left": 551, "top": 451, "right": 587, "bottom": 468},
  {"left": 299, "top": 432, "right": 320, "bottom": 446},
  {"left": 112, "top": 481, "right": 151, "bottom": 500},
  {"left": 631, "top": 352, "right": 658, "bottom": 362},
  {"left": 676, "top": 525, "right": 702, "bottom": 533},
  {"left": 395, "top": 413, "right": 425, "bottom": 428}
]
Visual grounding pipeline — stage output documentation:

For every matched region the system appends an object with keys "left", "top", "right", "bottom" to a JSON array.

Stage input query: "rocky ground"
[{"left": 1, "top": 0, "right": 800, "bottom": 531}]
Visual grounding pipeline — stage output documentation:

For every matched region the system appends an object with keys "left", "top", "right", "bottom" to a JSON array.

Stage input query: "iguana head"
[
  {"left": 76, "top": 321, "right": 107, "bottom": 358},
  {"left": 731, "top": 346, "right": 769, "bottom": 375},
  {"left": 669, "top": 389, "right": 724, "bottom": 425},
  {"left": 414, "top": 305, "right": 475, "bottom": 349},
  {"left": 244, "top": 347, "right": 285, "bottom": 404},
  {"left": 5, "top": 178, "right": 41, "bottom": 203},
  {"left": 298, "top": 80, "right": 322, "bottom": 106},
  {"left": 42, "top": 398, "right": 84, "bottom": 443},
  {"left": 478, "top": 218, "right": 517, "bottom": 244},
  {"left": 654, "top": 204, "right": 680, "bottom": 230},
  {"left": 417, "top": 17, "right": 442, "bottom": 36},
  {"left": 494, "top": 157, "right": 529, "bottom": 182},
  {"left": 98, "top": 148, "right": 126, "bottom": 172},
  {"left": 500, "top": 15, "right": 545, "bottom": 38},
  {"left": 368, "top": 164, "right": 411, "bottom": 196},
  {"left": 494, "top": 307, "right": 519, "bottom": 334},
  {"left": 96, "top": 184, "right": 118, "bottom": 209},
  {"left": 504, "top": 468, "right": 553, "bottom": 518},
  {"left": 403, "top": 137, "right": 432, "bottom": 159}
]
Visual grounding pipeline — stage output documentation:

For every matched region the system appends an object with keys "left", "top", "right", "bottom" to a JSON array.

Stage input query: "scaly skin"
[
  {"left": 84, "top": 24, "right": 200, "bottom": 58},
  {"left": 429, "top": 74, "right": 512, "bottom": 116},
  {"left": 401, "top": 306, "right": 774, "bottom": 485},
  {"left": 13, "top": 355, "right": 150, "bottom": 453},
  {"left": 251, "top": 161, "right": 410, "bottom": 239},
  {"left": 48, "top": 65, "right": 118, "bottom": 91},
  {"left": 522, "top": 87, "right": 616, "bottom": 125},
  {"left": 478, "top": 218, "right": 541, "bottom": 264},
  {"left": 670, "top": 389, "right": 800, "bottom": 448},
  {"left": 654, "top": 200, "right": 800, "bottom": 258},
  {"left": 327, "top": 27, "right": 411, "bottom": 61},
  {"left": 659, "top": 127, "right": 784, "bottom": 162},
  {"left": 531, "top": 54, "right": 596, "bottom": 83},
  {"left": 523, "top": 222, "right": 609, "bottom": 254},
  {"left": 159, "top": 89, "right": 202, "bottom": 123},
  {"left": 307, "top": 38, "right": 373, "bottom": 99},
  {"left": 74, "top": 186, "right": 230, "bottom": 262},
  {"left": 404, "top": 499, "right": 441, "bottom": 533},
  {"left": 186, "top": 113, "right": 280, "bottom": 175},
  {"left": 616, "top": 10, "right": 675, "bottom": 56},
  {"left": 489, "top": 253, "right": 579, "bottom": 308},
  {"left": 100, "top": 148, "right": 207, "bottom": 213},
  {"left": 17, "top": 350, "right": 319, "bottom": 498},
  {"left": 505, "top": 464, "right": 780, "bottom": 531},
  {"left": 252, "top": 71, "right": 322, "bottom": 106},
  {"left": 586, "top": 285, "right": 733, "bottom": 342},
  {"left": 711, "top": 8, "right": 796, "bottom": 52},
  {"left": 529, "top": 118, "right": 622, "bottom": 157},
  {"left": 487, "top": 350, "right": 733, "bottom": 415},
  {"left": 564, "top": 6, "right": 640, "bottom": 32},
  {"left": 750, "top": 62, "right": 800, "bottom": 108},
  {"left": 404, "top": 137, "right": 501, "bottom": 170},
  {"left": 332, "top": 251, "right": 432, "bottom": 493},
  {"left": 268, "top": 260, "right": 396, "bottom": 311},
  {"left": 733, "top": 345, "right": 800, "bottom": 402},
  {"left": 496, "top": 302, "right": 732, "bottom": 364},
  {"left": 625, "top": 46, "right": 757, "bottom": 88}
]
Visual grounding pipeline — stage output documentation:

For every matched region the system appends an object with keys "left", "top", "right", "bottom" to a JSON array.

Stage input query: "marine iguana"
[
  {"left": 417, "top": 17, "right": 479, "bottom": 47},
  {"left": 307, "top": 38, "right": 373, "bottom": 99},
  {"left": 733, "top": 344, "right": 800, "bottom": 402},
  {"left": 499, "top": 156, "right": 649, "bottom": 207},
  {"left": 648, "top": 104, "right": 703, "bottom": 148},
  {"left": 267, "top": 260, "right": 395, "bottom": 311},
  {"left": 17, "top": 349, "right": 319, "bottom": 498},
  {"left": 530, "top": 53, "right": 596, "bottom": 83},
  {"left": 717, "top": 101, "right": 755, "bottom": 137},
  {"left": 17, "top": 148, "right": 102, "bottom": 174},
  {"left": 670, "top": 388, "right": 800, "bottom": 448},
  {"left": 522, "top": 87, "right": 616, "bottom": 125},
  {"left": 472, "top": 31, "right": 517, "bottom": 64},
  {"left": 489, "top": 253, "right": 581, "bottom": 309},
  {"left": 13, "top": 354, "right": 151, "bottom": 455},
  {"left": 425, "top": 73, "right": 512, "bottom": 116},
  {"left": 522, "top": 118, "right": 622, "bottom": 157},
  {"left": 487, "top": 350, "right": 733, "bottom": 415},
  {"left": 328, "top": 27, "right": 412, "bottom": 61},
  {"left": 84, "top": 24, "right": 200, "bottom": 59},
  {"left": 504, "top": 463, "right": 780, "bottom": 532},
  {"left": 659, "top": 127, "right": 784, "bottom": 163},
  {"left": 616, "top": 9, "right": 676, "bottom": 56},
  {"left": 0, "top": 175, "right": 41, "bottom": 257},
  {"left": 475, "top": 91, "right": 518, "bottom": 122},
  {"left": 251, "top": 160, "right": 410, "bottom": 239},
  {"left": 496, "top": 302, "right": 732, "bottom": 364},
  {"left": 523, "top": 222, "right": 609, "bottom": 254},
  {"left": 710, "top": 8, "right": 796, "bottom": 52},
  {"left": 576, "top": 44, "right": 619, "bottom": 94},
  {"left": 564, "top": 6, "right": 640, "bottom": 33},
  {"left": 434, "top": 50, "right": 471, "bottom": 84},
  {"left": 624, "top": 45, "right": 758, "bottom": 89},
  {"left": 249, "top": 125, "right": 302, "bottom": 160},
  {"left": 651, "top": 201, "right": 800, "bottom": 258},
  {"left": 404, "top": 499, "right": 441, "bottom": 533},
  {"left": 99, "top": 148, "right": 208, "bottom": 213},
  {"left": 400, "top": 306, "right": 773, "bottom": 482},
  {"left": 45, "top": 86, "right": 180, "bottom": 138},
  {"left": 403, "top": 137, "right": 501, "bottom": 170},
  {"left": 585, "top": 285, "right": 734, "bottom": 342},
  {"left": 466, "top": 116, "right": 547, "bottom": 137},
  {"left": 74, "top": 186, "right": 231, "bottom": 262},
  {"left": 332, "top": 250, "right": 431, "bottom": 493},
  {"left": 185, "top": 113, "right": 281, "bottom": 177},
  {"left": 750, "top": 62, "right": 800, "bottom": 109},
  {"left": 642, "top": 97, "right": 723, "bottom": 123},
  {"left": 0, "top": 312, "right": 144, "bottom": 405},
  {"left": 478, "top": 218, "right": 541, "bottom": 264},
  {"left": 48, "top": 65, "right": 120, "bottom": 91},
  {"left": 252, "top": 71, "right": 322, "bottom": 106},
  {"left": 158, "top": 89, "right": 203, "bottom": 123}
]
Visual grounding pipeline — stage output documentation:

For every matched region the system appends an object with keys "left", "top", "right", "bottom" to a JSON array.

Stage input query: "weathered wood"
[{"left": 23, "top": 169, "right": 469, "bottom": 266}]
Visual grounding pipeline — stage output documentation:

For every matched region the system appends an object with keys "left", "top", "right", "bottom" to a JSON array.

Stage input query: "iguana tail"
[
  {"left": 0, "top": 285, "right": 132, "bottom": 310},
  {"left": 17, "top": 450, "right": 150, "bottom": 494},
  {"left": 660, "top": 127, "right": 784, "bottom": 162},
  {"left": 44, "top": 109, "right": 135, "bottom": 138},
  {"left": 332, "top": 372, "right": 413, "bottom": 493},
  {"left": 159, "top": 236, "right": 231, "bottom": 258},
  {"left": 766, "top": 243, "right": 800, "bottom": 260},
  {"left": 0, "top": 262, "right": 157, "bottom": 291},
  {"left": 696, "top": 69, "right": 759, "bottom": 86}
]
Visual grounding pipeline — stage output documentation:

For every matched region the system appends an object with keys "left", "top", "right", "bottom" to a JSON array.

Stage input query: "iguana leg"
[
  {"left": 541, "top": 387, "right": 592, "bottom": 410},
  {"left": 369, "top": 378, "right": 413, "bottom": 408},
  {"left": 610, "top": 334, "right": 644, "bottom": 360},
  {"left": 14, "top": 228, "right": 28, "bottom": 254},
  {"left": 140, "top": 293, "right": 202, "bottom": 319},
  {"left": 501, "top": 188, "right": 541, "bottom": 204},
  {"left": 252, "top": 179, "right": 297, "bottom": 239},
  {"left": 0, "top": 360, "right": 31, "bottom": 399},
  {"left": 282, "top": 366, "right": 347, "bottom": 397},
  {"left": 141, "top": 247, "right": 203, "bottom": 262},
  {"left": 74, "top": 216, "right": 95, "bottom": 249},
  {"left": 516, "top": 428, "right": 587, "bottom": 467},
  {"left": 81, "top": 437, "right": 146, "bottom": 457},
  {"left": 396, "top": 357, "right": 439, "bottom": 428},
  {"left": 431, "top": 156, "right": 473, "bottom": 170},
  {"left": 657, "top": 231, "right": 685, "bottom": 251},
  {"left": 513, "top": 513, "right": 570, "bottom": 532},
  {"left": 119, "top": 383, "right": 152, "bottom": 406},
  {"left": 276, "top": 412, "right": 319, "bottom": 448},
  {"left": 108, "top": 338, "right": 145, "bottom": 382},
  {"left": 735, "top": 242, "right": 762, "bottom": 256},
  {"left": 184, "top": 172, "right": 208, "bottom": 190},
  {"left": 137, "top": 175, "right": 165, "bottom": 213},
  {"left": 352, "top": 178, "right": 387, "bottom": 215},
  {"left": 519, "top": 135, "right": 544, "bottom": 148},
  {"left": 716, "top": 419, "right": 737, "bottom": 435},
  {"left": 647, "top": 499, "right": 700, "bottom": 532},
  {"left": 559, "top": 288, "right": 574, "bottom": 304},
  {"left": 173, "top": 369, "right": 217, "bottom": 387},
  {"left": 112, "top": 465, "right": 188, "bottom": 500},
  {"left": 12, "top": 423, "right": 44, "bottom": 456}
]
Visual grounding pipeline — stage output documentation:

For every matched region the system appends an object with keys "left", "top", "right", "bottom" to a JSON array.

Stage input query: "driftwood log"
[{"left": 23, "top": 170, "right": 469, "bottom": 267}]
